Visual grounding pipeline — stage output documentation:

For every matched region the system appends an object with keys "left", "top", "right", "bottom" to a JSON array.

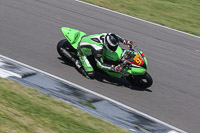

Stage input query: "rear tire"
[
  {"left": 126, "top": 72, "right": 153, "bottom": 88},
  {"left": 57, "top": 39, "right": 77, "bottom": 61},
  {"left": 57, "top": 39, "right": 69, "bottom": 60}
]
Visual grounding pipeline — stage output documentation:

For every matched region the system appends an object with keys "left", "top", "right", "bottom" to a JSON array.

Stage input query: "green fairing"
[
  {"left": 130, "top": 67, "right": 146, "bottom": 75},
  {"left": 103, "top": 46, "right": 123, "bottom": 61},
  {"left": 139, "top": 51, "right": 148, "bottom": 68},
  {"left": 104, "top": 70, "right": 125, "bottom": 78},
  {"left": 61, "top": 27, "right": 86, "bottom": 49},
  {"left": 144, "top": 57, "right": 148, "bottom": 68}
]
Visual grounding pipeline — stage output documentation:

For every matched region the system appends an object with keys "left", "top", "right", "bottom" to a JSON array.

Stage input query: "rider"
[{"left": 75, "top": 33, "right": 133, "bottom": 79}]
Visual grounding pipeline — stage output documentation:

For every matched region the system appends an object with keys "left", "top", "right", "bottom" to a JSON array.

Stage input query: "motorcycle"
[{"left": 57, "top": 27, "right": 153, "bottom": 88}]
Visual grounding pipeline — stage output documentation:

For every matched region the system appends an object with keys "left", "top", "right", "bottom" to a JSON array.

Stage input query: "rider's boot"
[
  {"left": 75, "top": 60, "right": 94, "bottom": 79},
  {"left": 75, "top": 60, "right": 88, "bottom": 78},
  {"left": 75, "top": 60, "right": 82, "bottom": 69},
  {"left": 86, "top": 71, "right": 95, "bottom": 79}
]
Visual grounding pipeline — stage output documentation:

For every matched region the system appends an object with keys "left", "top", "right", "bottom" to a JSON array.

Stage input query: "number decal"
[
  {"left": 133, "top": 53, "right": 144, "bottom": 66},
  {"left": 91, "top": 35, "right": 105, "bottom": 44},
  {"left": 100, "top": 35, "right": 105, "bottom": 44}
]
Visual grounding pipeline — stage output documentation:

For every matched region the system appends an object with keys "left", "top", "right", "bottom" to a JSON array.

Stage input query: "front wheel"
[{"left": 126, "top": 72, "right": 153, "bottom": 88}]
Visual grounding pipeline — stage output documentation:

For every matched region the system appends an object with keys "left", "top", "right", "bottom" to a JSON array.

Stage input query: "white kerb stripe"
[
  {"left": 168, "top": 131, "right": 180, "bottom": 133},
  {"left": 0, "top": 68, "right": 22, "bottom": 78}
]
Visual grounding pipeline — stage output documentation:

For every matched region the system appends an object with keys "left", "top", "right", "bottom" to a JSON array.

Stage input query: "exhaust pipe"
[
  {"left": 60, "top": 48, "right": 86, "bottom": 77},
  {"left": 60, "top": 48, "right": 76, "bottom": 63}
]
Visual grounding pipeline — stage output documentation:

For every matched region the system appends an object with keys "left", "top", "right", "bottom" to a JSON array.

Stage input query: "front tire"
[{"left": 126, "top": 72, "right": 153, "bottom": 88}]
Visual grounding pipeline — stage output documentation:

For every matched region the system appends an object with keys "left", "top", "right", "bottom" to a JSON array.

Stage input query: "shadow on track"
[
  {"left": 58, "top": 57, "right": 75, "bottom": 67},
  {"left": 94, "top": 72, "right": 152, "bottom": 92}
]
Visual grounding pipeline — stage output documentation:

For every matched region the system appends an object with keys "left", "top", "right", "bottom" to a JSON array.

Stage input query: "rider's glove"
[
  {"left": 123, "top": 40, "right": 133, "bottom": 46},
  {"left": 127, "top": 41, "right": 133, "bottom": 46},
  {"left": 110, "top": 65, "right": 122, "bottom": 73}
]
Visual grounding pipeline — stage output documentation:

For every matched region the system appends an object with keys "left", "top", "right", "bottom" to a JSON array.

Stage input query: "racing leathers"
[{"left": 77, "top": 33, "right": 133, "bottom": 79}]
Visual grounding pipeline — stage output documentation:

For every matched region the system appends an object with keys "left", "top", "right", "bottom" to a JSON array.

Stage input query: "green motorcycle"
[{"left": 57, "top": 27, "right": 153, "bottom": 88}]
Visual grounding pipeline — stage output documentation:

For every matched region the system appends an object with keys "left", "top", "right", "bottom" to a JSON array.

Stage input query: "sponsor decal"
[{"left": 132, "top": 53, "right": 144, "bottom": 66}]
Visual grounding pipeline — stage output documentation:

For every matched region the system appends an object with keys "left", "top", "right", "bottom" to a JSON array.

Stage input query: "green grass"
[
  {"left": 81, "top": 0, "right": 200, "bottom": 36},
  {"left": 0, "top": 78, "right": 128, "bottom": 133}
]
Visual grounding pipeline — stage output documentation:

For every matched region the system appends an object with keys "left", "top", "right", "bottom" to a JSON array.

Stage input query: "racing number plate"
[{"left": 132, "top": 53, "right": 144, "bottom": 66}]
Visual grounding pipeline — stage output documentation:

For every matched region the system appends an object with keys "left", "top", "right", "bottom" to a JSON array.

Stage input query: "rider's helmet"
[{"left": 104, "top": 33, "right": 119, "bottom": 52}]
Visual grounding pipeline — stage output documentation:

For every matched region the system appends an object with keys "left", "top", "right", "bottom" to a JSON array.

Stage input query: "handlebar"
[
  {"left": 118, "top": 45, "right": 140, "bottom": 73},
  {"left": 120, "top": 45, "right": 138, "bottom": 67},
  {"left": 128, "top": 45, "right": 132, "bottom": 49}
]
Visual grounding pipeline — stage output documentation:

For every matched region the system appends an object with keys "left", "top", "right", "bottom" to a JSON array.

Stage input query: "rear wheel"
[
  {"left": 57, "top": 39, "right": 68, "bottom": 60},
  {"left": 57, "top": 39, "right": 76, "bottom": 61},
  {"left": 126, "top": 72, "right": 153, "bottom": 88}
]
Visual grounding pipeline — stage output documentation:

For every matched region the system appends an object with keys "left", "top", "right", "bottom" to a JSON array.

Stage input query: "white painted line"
[
  {"left": 168, "top": 131, "right": 180, "bottom": 133},
  {"left": 129, "top": 129, "right": 137, "bottom": 132},
  {"left": 75, "top": 0, "right": 200, "bottom": 39},
  {"left": 0, "top": 55, "right": 187, "bottom": 133},
  {"left": 0, "top": 68, "right": 22, "bottom": 78}
]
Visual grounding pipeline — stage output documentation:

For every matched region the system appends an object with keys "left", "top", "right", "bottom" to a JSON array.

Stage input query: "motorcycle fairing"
[
  {"left": 61, "top": 27, "right": 86, "bottom": 49},
  {"left": 140, "top": 51, "right": 148, "bottom": 68}
]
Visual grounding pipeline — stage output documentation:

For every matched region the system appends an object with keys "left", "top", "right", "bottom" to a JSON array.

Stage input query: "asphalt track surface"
[{"left": 0, "top": 0, "right": 200, "bottom": 132}]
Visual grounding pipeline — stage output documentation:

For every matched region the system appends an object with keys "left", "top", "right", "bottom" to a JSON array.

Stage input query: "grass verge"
[
  {"left": 0, "top": 78, "right": 128, "bottom": 133},
  {"left": 81, "top": 0, "right": 200, "bottom": 36}
]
